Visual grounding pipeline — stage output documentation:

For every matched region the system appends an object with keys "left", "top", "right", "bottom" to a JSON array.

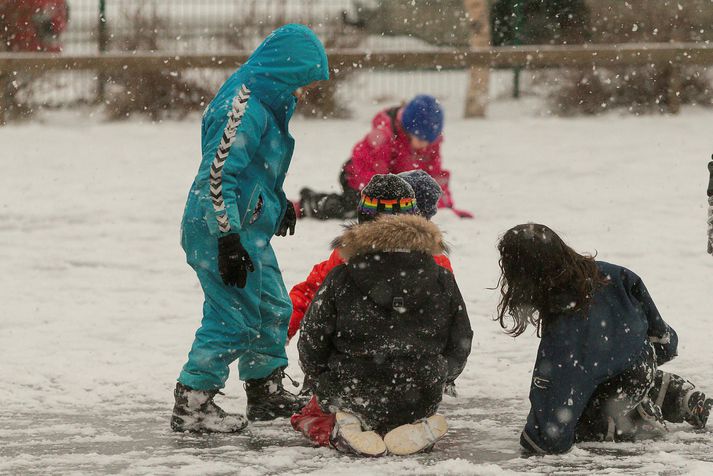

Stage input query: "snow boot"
[
  {"left": 298, "top": 188, "right": 318, "bottom": 219},
  {"left": 383, "top": 414, "right": 449, "bottom": 456},
  {"left": 652, "top": 372, "right": 711, "bottom": 428},
  {"left": 631, "top": 399, "right": 667, "bottom": 439},
  {"left": 298, "top": 187, "right": 356, "bottom": 220},
  {"left": 244, "top": 367, "right": 303, "bottom": 421},
  {"left": 170, "top": 382, "right": 248, "bottom": 433},
  {"left": 683, "top": 391, "right": 713, "bottom": 429},
  {"left": 330, "top": 411, "right": 387, "bottom": 457}
]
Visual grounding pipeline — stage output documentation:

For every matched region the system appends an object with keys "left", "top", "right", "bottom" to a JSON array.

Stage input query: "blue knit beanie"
[
  {"left": 398, "top": 170, "right": 443, "bottom": 220},
  {"left": 401, "top": 95, "right": 444, "bottom": 143}
]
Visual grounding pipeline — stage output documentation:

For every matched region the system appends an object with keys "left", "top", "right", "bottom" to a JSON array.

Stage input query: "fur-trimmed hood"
[
  {"left": 331, "top": 215, "right": 447, "bottom": 261},
  {"left": 330, "top": 215, "right": 449, "bottom": 312}
]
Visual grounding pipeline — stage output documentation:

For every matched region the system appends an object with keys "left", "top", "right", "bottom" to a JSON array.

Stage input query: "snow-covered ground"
[{"left": 2, "top": 100, "right": 713, "bottom": 475}]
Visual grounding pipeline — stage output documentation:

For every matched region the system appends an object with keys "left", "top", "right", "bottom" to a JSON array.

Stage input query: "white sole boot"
[
  {"left": 171, "top": 383, "right": 248, "bottom": 433},
  {"left": 330, "top": 412, "right": 387, "bottom": 457},
  {"left": 383, "top": 414, "right": 448, "bottom": 456}
]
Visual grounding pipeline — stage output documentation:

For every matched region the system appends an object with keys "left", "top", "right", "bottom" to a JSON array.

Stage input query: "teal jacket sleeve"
[{"left": 201, "top": 95, "right": 267, "bottom": 236}]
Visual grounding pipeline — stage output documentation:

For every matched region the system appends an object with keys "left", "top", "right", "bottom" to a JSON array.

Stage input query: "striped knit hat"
[
  {"left": 398, "top": 169, "right": 443, "bottom": 220},
  {"left": 357, "top": 174, "right": 417, "bottom": 223}
]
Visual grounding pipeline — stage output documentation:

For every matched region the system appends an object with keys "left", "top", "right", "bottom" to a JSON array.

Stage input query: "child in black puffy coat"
[{"left": 296, "top": 213, "right": 473, "bottom": 456}]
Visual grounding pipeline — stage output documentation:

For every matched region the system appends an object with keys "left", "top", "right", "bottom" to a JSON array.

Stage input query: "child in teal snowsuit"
[{"left": 171, "top": 24, "right": 329, "bottom": 433}]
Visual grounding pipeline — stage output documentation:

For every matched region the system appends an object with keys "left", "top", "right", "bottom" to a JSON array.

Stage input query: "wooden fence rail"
[{"left": 2, "top": 43, "right": 713, "bottom": 74}]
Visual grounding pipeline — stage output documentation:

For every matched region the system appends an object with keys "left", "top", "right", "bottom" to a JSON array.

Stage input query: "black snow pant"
[
  {"left": 576, "top": 345, "right": 703, "bottom": 442},
  {"left": 300, "top": 161, "right": 360, "bottom": 220},
  {"left": 575, "top": 345, "right": 657, "bottom": 443}
]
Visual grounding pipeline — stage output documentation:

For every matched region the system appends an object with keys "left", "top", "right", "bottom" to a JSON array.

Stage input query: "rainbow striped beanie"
[{"left": 357, "top": 174, "right": 417, "bottom": 223}]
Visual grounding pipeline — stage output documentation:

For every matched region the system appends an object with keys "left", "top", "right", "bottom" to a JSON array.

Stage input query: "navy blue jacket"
[{"left": 520, "top": 262, "right": 678, "bottom": 454}]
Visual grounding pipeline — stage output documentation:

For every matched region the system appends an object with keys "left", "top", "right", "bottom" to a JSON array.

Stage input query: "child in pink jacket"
[{"left": 297, "top": 95, "right": 473, "bottom": 220}]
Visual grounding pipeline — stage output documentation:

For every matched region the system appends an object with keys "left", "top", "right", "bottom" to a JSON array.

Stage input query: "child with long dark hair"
[{"left": 496, "top": 223, "right": 712, "bottom": 454}]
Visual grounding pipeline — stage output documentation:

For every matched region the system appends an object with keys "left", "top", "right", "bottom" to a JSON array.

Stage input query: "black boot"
[
  {"left": 684, "top": 391, "right": 713, "bottom": 429},
  {"left": 652, "top": 371, "right": 711, "bottom": 428},
  {"left": 299, "top": 187, "right": 357, "bottom": 221},
  {"left": 298, "top": 188, "right": 319, "bottom": 219},
  {"left": 244, "top": 367, "right": 304, "bottom": 421},
  {"left": 171, "top": 382, "right": 248, "bottom": 433}
]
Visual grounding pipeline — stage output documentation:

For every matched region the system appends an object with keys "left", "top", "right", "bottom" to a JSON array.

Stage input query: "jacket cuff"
[{"left": 520, "top": 430, "right": 547, "bottom": 455}]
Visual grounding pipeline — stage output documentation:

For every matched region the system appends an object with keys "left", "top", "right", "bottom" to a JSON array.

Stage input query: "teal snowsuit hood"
[
  {"left": 195, "top": 23, "right": 329, "bottom": 242},
  {"left": 209, "top": 23, "right": 329, "bottom": 130},
  {"left": 179, "top": 25, "right": 328, "bottom": 388}
]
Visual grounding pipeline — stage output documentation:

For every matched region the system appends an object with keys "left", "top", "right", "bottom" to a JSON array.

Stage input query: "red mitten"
[{"left": 290, "top": 396, "right": 336, "bottom": 447}]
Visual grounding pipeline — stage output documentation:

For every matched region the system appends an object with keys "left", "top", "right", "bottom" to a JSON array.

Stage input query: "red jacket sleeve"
[
  {"left": 288, "top": 250, "right": 345, "bottom": 339},
  {"left": 433, "top": 254, "right": 454, "bottom": 273},
  {"left": 346, "top": 111, "right": 395, "bottom": 191}
]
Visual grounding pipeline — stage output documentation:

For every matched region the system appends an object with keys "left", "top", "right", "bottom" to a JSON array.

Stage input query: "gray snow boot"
[
  {"left": 171, "top": 382, "right": 248, "bottom": 433},
  {"left": 244, "top": 367, "right": 303, "bottom": 421}
]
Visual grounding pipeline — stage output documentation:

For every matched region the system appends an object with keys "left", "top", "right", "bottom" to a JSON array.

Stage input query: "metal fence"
[
  {"left": 63, "top": 0, "right": 391, "bottom": 54},
  {"left": 13, "top": 0, "right": 465, "bottom": 110}
]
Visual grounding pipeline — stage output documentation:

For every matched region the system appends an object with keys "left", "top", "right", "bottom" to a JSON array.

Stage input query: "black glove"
[
  {"left": 443, "top": 381, "right": 458, "bottom": 398},
  {"left": 276, "top": 202, "right": 296, "bottom": 237},
  {"left": 218, "top": 234, "right": 254, "bottom": 288}
]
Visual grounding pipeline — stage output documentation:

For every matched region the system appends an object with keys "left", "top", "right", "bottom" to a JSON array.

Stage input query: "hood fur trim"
[{"left": 332, "top": 215, "right": 447, "bottom": 260}]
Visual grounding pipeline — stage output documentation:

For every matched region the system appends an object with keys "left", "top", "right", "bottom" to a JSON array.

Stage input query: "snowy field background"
[{"left": 1, "top": 91, "right": 713, "bottom": 475}]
